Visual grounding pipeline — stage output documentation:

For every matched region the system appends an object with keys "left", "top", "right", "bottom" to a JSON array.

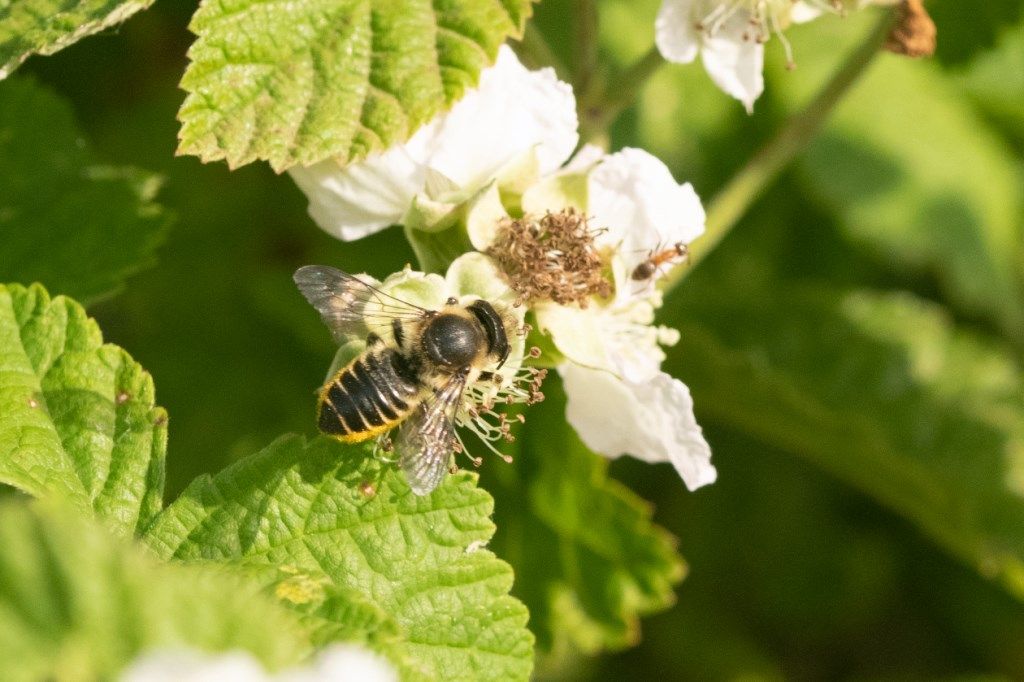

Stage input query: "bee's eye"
[
  {"left": 423, "top": 314, "right": 483, "bottom": 368},
  {"left": 467, "top": 299, "right": 510, "bottom": 364}
]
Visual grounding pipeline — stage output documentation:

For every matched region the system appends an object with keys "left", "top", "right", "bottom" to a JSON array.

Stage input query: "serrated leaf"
[
  {"left": 0, "top": 500, "right": 310, "bottom": 681},
  {"left": 0, "top": 283, "right": 166, "bottom": 536},
  {"left": 0, "top": 78, "right": 169, "bottom": 305},
  {"left": 483, "top": 387, "right": 685, "bottom": 655},
  {"left": 770, "top": 14, "right": 1024, "bottom": 337},
  {"left": 668, "top": 278, "right": 1024, "bottom": 601},
  {"left": 143, "top": 434, "right": 534, "bottom": 680},
  {"left": 0, "top": 0, "right": 152, "bottom": 78},
  {"left": 176, "top": 0, "right": 534, "bottom": 171}
]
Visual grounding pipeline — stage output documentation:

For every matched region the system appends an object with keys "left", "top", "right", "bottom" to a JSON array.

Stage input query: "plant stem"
[
  {"left": 512, "top": 23, "right": 569, "bottom": 82},
  {"left": 663, "top": 8, "right": 898, "bottom": 293},
  {"left": 574, "top": 0, "right": 600, "bottom": 96},
  {"left": 580, "top": 46, "right": 664, "bottom": 143}
]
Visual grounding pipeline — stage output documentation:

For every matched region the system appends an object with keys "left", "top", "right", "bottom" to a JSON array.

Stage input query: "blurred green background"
[{"left": 5, "top": 0, "right": 1024, "bottom": 678}]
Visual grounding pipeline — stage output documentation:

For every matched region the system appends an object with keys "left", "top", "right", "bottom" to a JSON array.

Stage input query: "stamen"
[{"left": 486, "top": 209, "right": 612, "bottom": 307}]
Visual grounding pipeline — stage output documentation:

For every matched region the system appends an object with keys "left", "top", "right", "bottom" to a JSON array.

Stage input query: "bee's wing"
[
  {"left": 294, "top": 265, "right": 430, "bottom": 342},
  {"left": 395, "top": 374, "right": 467, "bottom": 496}
]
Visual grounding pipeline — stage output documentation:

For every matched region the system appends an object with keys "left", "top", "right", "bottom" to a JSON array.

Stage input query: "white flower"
[
  {"left": 561, "top": 365, "right": 716, "bottom": 490},
  {"left": 655, "top": 0, "right": 847, "bottom": 112},
  {"left": 121, "top": 645, "right": 397, "bottom": 682},
  {"left": 478, "top": 146, "right": 716, "bottom": 490},
  {"left": 289, "top": 46, "right": 578, "bottom": 241},
  {"left": 278, "top": 645, "right": 398, "bottom": 682},
  {"left": 529, "top": 148, "right": 715, "bottom": 490}
]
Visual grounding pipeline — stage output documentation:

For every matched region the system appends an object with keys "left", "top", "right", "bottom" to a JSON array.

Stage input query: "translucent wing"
[
  {"left": 395, "top": 373, "right": 467, "bottom": 495},
  {"left": 294, "top": 265, "right": 430, "bottom": 342}
]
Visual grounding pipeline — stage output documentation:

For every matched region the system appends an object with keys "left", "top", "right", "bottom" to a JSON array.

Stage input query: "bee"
[
  {"left": 631, "top": 242, "right": 689, "bottom": 283},
  {"left": 294, "top": 265, "right": 514, "bottom": 495}
]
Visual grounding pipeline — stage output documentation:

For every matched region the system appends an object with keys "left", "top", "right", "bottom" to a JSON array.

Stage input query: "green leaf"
[
  {"left": 770, "top": 14, "right": 1024, "bottom": 337},
  {"left": 958, "top": 21, "right": 1024, "bottom": 151},
  {"left": 483, "top": 387, "right": 685, "bottom": 656},
  {"left": 143, "top": 434, "right": 534, "bottom": 681},
  {"left": 927, "top": 0, "right": 1024, "bottom": 66},
  {"left": 669, "top": 277, "right": 1024, "bottom": 601},
  {"left": 0, "top": 500, "right": 310, "bottom": 681},
  {"left": 0, "top": 0, "right": 153, "bottom": 78},
  {"left": 176, "top": 0, "right": 534, "bottom": 172},
  {"left": 0, "top": 283, "right": 166, "bottom": 537},
  {"left": 0, "top": 78, "right": 169, "bottom": 306}
]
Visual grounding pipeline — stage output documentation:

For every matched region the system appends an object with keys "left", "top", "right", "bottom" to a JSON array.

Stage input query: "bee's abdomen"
[{"left": 318, "top": 349, "right": 421, "bottom": 442}]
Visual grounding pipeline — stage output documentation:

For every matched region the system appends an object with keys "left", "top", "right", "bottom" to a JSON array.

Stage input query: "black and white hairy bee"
[{"left": 294, "top": 265, "right": 520, "bottom": 495}]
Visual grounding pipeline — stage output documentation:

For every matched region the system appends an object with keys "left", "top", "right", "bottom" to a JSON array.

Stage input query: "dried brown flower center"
[
  {"left": 885, "top": 0, "right": 936, "bottom": 58},
  {"left": 486, "top": 209, "right": 612, "bottom": 307}
]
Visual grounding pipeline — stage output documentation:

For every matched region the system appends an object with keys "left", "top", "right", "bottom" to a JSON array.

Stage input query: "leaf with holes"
[
  {"left": 176, "top": 0, "right": 535, "bottom": 171},
  {"left": 143, "top": 434, "right": 534, "bottom": 680},
  {"left": 0, "top": 283, "right": 166, "bottom": 537},
  {"left": 0, "top": 0, "right": 153, "bottom": 78}
]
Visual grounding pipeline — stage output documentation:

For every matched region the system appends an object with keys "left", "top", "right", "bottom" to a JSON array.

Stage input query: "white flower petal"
[
  {"left": 536, "top": 297, "right": 665, "bottom": 383},
  {"left": 562, "top": 143, "right": 606, "bottom": 174},
  {"left": 288, "top": 144, "right": 426, "bottom": 241},
  {"left": 655, "top": 0, "right": 702, "bottom": 64},
  {"left": 424, "top": 46, "right": 578, "bottom": 185},
  {"left": 464, "top": 183, "right": 511, "bottom": 251},
  {"left": 122, "top": 645, "right": 398, "bottom": 682},
  {"left": 587, "top": 148, "right": 705, "bottom": 293},
  {"left": 518, "top": 144, "right": 603, "bottom": 216},
  {"left": 378, "top": 267, "right": 449, "bottom": 310},
  {"left": 700, "top": 14, "right": 765, "bottom": 113},
  {"left": 561, "top": 364, "right": 716, "bottom": 491},
  {"left": 790, "top": 1, "right": 824, "bottom": 23},
  {"left": 445, "top": 252, "right": 516, "bottom": 307},
  {"left": 291, "top": 46, "right": 577, "bottom": 241},
  {"left": 535, "top": 302, "right": 616, "bottom": 373},
  {"left": 121, "top": 650, "right": 269, "bottom": 682},
  {"left": 280, "top": 645, "right": 397, "bottom": 682}
]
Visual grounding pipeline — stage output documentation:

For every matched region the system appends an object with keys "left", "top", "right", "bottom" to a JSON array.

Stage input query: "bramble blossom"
[
  {"left": 121, "top": 645, "right": 398, "bottom": 682},
  {"left": 289, "top": 46, "right": 576, "bottom": 241},
  {"left": 655, "top": 0, "right": 893, "bottom": 112},
  {"left": 290, "top": 49, "right": 716, "bottom": 490},
  {"left": 475, "top": 147, "right": 716, "bottom": 490}
]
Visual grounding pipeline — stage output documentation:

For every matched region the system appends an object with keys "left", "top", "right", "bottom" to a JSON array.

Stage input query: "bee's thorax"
[{"left": 421, "top": 311, "right": 486, "bottom": 368}]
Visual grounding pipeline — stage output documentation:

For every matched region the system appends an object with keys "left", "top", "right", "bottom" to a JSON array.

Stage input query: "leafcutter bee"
[
  {"left": 631, "top": 242, "right": 689, "bottom": 283},
  {"left": 294, "top": 265, "right": 516, "bottom": 495}
]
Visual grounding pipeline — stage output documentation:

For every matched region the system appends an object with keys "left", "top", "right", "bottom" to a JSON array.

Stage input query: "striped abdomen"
[{"left": 318, "top": 348, "right": 423, "bottom": 442}]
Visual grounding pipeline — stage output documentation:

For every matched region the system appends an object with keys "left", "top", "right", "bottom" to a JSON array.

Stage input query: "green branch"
[
  {"left": 574, "top": 0, "right": 600, "bottom": 97},
  {"left": 664, "top": 8, "right": 898, "bottom": 293},
  {"left": 580, "top": 45, "right": 665, "bottom": 144},
  {"left": 512, "top": 22, "right": 570, "bottom": 81}
]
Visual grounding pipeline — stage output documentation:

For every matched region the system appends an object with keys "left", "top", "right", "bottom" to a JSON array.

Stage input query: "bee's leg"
[
  {"left": 391, "top": 319, "right": 405, "bottom": 349},
  {"left": 478, "top": 371, "right": 504, "bottom": 384},
  {"left": 373, "top": 433, "right": 397, "bottom": 462}
]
